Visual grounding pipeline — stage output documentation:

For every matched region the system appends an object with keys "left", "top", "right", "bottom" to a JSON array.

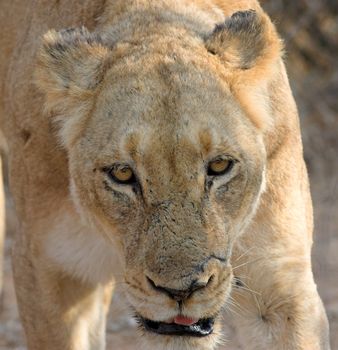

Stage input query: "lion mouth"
[{"left": 137, "top": 316, "right": 215, "bottom": 337}]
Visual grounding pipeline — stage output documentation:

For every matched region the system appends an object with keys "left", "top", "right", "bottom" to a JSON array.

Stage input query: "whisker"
[
  {"left": 232, "top": 257, "right": 262, "bottom": 271},
  {"left": 253, "top": 294, "right": 262, "bottom": 317},
  {"left": 236, "top": 284, "right": 261, "bottom": 296},
  {"left": 269, "top": 292, "right": 300, "bottom": 311},
  {"left": 224, "top": 303, "right": 242, "bottom": 318},
  {"left": 233, "top": 247, "right": 255, "bottom": 263},
  {"left": 224, "top": 300, "right": 243, "bottom": 316},
  {"left": 231, "top": 278, "right": 263, "bottom": 317},
  {"left": 235, "top": 275, "right": 252, "bottom": 281},
  {"left": 227, "top": 296, "right": 249, "bottom": 315}
]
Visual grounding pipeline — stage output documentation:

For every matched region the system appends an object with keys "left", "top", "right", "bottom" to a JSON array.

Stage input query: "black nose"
[{"left": 146, "top": 276, "right": 212, "bottom": 302}]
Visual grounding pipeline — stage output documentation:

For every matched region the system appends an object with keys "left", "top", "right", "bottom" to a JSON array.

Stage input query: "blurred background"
[{"left": 0, "top": 0, "right": 337, "bottom": 349}]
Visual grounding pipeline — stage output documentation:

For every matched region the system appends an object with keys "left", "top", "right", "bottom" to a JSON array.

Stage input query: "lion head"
[{"left": 35, "top": 7, "right": 282, "bottom": 349}]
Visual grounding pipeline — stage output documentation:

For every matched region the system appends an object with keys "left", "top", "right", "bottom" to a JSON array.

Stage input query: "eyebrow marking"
[
  {"left": 124, "top": 132, "right": 141, "bottom": 162},
  {"left": 199, "top": 129, "right": 213, "bottom": 155}
]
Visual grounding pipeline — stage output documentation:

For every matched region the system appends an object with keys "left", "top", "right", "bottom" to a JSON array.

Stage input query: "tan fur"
[
  {"left": 0, "top": 152, "right": 4, "bottom": 304},
  {"left": 0, "top": 0, "right": 330, "bottom": 349}
]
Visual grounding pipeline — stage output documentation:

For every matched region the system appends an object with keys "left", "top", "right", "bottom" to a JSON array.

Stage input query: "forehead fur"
[
  {"left": 77, "top": 39, "right": 266, "bottom": 175},
  {"left": 35, "top": 4, "right": 281, "bottom": 149}
]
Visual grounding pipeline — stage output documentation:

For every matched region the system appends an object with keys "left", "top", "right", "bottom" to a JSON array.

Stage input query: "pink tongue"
[{"left": 173, "top": 316, "right": 198, "bottom": 326}]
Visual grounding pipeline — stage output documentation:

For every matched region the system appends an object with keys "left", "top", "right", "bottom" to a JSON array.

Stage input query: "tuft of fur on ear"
[
  {"left": 206, "top": 10, "right": 283, "bottom": 129},
  {"left": 35, "top": 27, "right": 110, "bottom": 147},
  {"left": 206, "top": 10, "right": 282, "bottom": 72}
]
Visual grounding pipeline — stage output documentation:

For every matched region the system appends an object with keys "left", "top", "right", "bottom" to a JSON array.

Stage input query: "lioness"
[{"left": 0, "top": 0, "right": 330, "bottom": 349}]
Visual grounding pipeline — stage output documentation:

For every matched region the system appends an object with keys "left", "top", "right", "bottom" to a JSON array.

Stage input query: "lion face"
[
  {"left": 36, "top": 9, "right": 280, "bottom": 348},
  {"left": 69, "top": 49, "right": 266, "bottom": 345}
]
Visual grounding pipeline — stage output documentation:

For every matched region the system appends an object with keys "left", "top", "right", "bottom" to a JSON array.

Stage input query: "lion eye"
[
  {"left": 207, "top": 158, "right": 233, "bottom": 176},
  {"left": 108, "top": 164, "right": 135, "bottom": 184}
]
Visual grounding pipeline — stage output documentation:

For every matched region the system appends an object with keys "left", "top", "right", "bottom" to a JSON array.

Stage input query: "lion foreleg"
[
  {"left": 12, "top": 237, "right": 113, "bottom": 350},
  {"left": 229, "top": 260, "right": 330, "bottom": 350}
]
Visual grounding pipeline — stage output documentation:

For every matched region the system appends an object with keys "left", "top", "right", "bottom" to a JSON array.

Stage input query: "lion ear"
[
  {"left": 36, "top": 27, "right": 110, "bottom": 92},
  {"left": 205, "top": 10, "right": 282, "bottom": 78},
  {"left": 205, "top": 10, "right": 283, "bottom": 129},
  {"left": 35, "top": 27, "right": 110, "bottom": 147}
]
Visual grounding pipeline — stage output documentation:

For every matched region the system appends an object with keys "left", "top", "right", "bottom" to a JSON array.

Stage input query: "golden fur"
[
  {"left": 0, "top": 147, "right": 4, "bottom": 303},
  {"left": 0, "top": 0, "right": 330, "bottom": 349}
]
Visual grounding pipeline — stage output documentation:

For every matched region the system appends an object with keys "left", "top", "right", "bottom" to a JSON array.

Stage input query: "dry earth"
[{"left": 0, "top": 0, "right": 337, "bottom": 349}]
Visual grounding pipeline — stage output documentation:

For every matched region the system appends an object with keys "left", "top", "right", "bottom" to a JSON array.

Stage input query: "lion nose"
[{"left": 146, "top": 276, "right": 213, "bottom": 302}]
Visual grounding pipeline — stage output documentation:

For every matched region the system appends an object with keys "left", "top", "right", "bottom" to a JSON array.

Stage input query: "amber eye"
[
  {"left": 108, "top": 164, "right": 136, "bottom": 184},
  {"left": 207, "top": 157, "right": 233, "bottom": 176}
]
